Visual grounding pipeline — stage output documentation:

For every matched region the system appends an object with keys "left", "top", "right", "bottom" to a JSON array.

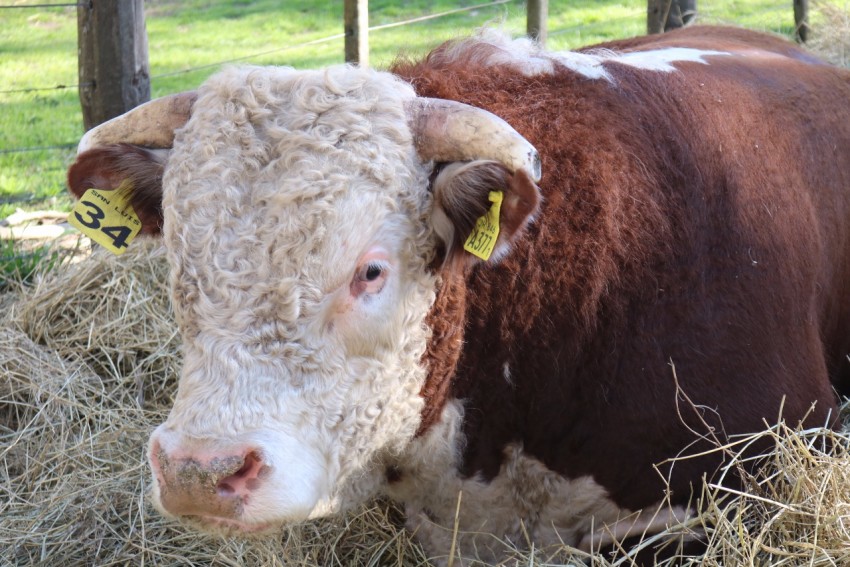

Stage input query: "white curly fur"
[
  {"left": 388, "top": 402, "right": 646, "bottom": 565},
  {"left": 153, "top": 64, "right": 439, "bottom": 521}
]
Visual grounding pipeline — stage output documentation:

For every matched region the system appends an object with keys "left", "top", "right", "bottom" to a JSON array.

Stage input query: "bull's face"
[
  {"left": 68, "top": 65, "right": 540, "bottom": 534},
  {"left": 147, "top": 67, "right": 440, "bottom": 531}
]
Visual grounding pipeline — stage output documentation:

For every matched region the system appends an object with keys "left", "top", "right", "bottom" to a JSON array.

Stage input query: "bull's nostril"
[
  {"left": 215, "top": 450, "right": 264, "bottom": 497},
  {"left": 235, "top": 451, "right": 260, "bottom": 477}
]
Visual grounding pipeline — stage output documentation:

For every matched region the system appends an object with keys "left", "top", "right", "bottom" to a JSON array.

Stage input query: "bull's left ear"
[{"left": 430, "top": 160, "right": 541, "bottom": 266}]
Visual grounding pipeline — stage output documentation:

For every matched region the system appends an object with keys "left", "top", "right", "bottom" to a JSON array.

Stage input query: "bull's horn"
[
  {"left": 77, "top": 91, "right": 198, "bottom": 154},
  {"left": 405, "top": 97, "right": 541, "bottom": 182}
]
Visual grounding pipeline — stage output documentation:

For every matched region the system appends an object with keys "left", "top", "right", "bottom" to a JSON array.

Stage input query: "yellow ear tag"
[
  {"left": 69, "top": 186, "right": 142, "bottom": 255},
  {"left": 463, "top": 191, "right": 503, "bottom": 261}
]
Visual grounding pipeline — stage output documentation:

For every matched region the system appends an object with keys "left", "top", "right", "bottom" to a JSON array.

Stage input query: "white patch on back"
[
  {"left": 549, "top": 50, "right": 612, "bottom": 80},
  {"left": 553, "top": 47, "right": 728, "bottom": 81},
  {"left": 608, "top": 47, "right": 729, "bottom": 73},
  {"left": 438, "top": 30, "right": 730, "bottom": 83}
]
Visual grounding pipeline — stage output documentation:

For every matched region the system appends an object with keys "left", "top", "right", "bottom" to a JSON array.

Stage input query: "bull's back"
[{"left": 658, "top": 39, "right": 850, "bottom": 393}]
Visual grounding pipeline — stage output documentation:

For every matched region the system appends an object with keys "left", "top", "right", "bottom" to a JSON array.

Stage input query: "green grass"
[
  {"left": 0, "top": 238, "right": 64, "bottom": 291},
  {"left": 0, "top": 0, "right": 811, "bottom": 222}
]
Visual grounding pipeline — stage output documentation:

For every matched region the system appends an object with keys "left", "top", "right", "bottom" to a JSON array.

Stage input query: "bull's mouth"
[{"left": 184, "top": 514, "right": 277, "bottom": 536}]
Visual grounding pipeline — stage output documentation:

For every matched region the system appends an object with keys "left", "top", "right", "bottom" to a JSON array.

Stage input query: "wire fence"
[
  {"left": 0, "top": 2, "right": 86, "bottom": 7},
  {"left": 0, "top": 83, "right": 90, "bottom": 95},
  {"left": 0, "top": 144, "right": 76, "bottom": 155}
]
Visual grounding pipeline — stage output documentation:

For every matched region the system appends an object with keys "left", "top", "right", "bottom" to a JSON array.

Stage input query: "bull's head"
[{"left": 68, "top": 66, "right": 540, "bottom": 533}]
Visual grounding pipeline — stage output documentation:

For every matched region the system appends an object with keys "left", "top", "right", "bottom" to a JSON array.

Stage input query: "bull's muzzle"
[{"left": 149, "top": 437, "right": 269, "bottom": 521}]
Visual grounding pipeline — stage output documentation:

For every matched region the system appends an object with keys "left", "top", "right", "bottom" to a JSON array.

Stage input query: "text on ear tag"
[
  {"left": 463, "top": 191, "right": 503, "bottom": 261},
  {"left": 69, "top": 187, "right": 141, "bottom": 255}
]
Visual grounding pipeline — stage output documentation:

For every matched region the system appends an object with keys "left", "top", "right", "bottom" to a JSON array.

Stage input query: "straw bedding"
[{"left": 810, "top": 0, "right": 850, "bottom": 67}]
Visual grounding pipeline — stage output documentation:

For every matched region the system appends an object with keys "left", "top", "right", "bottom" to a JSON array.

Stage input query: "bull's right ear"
[
  {"left": 67, "top": 144, "right": 168, "bottom": 235},
  {"left": 430, "top": 160, "right": 541, "bottom": 268}
]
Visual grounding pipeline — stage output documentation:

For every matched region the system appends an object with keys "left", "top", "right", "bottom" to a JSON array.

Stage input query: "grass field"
[{"left": 0, "top": 0, "right": 819, "bottom": 222}]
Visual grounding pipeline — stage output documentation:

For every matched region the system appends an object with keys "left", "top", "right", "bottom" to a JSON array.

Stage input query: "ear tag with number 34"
[{"left": 69, "top": 187, "right": 142, "bottom": 255}]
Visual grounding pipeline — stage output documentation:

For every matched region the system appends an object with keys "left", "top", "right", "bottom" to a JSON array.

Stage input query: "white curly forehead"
[{"left": 161, "top": 65, "right": 432, "bottom": 343}]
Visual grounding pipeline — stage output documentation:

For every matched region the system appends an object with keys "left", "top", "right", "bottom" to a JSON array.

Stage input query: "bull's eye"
[
  {"left": 364, "top": 263, "right": 383, "bottom": 282},
  {"left": 356, "top": 262, "right": 387, "bottom": 284},
  {"left": 351, "top": 254, "right": 390, "bottom": 298}
]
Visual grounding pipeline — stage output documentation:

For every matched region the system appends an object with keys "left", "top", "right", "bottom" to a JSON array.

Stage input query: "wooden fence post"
[
  {"left": 647, "top": 0, "right": 668, "bottom": 34},
  {"left": 666, "top": 0, "right": 696, "bottom": 29},
  {"left": 344, "top": 0, "right": 369, "bottom": 66},
  {"left": 794, "top": 0, "right": 809, "bottom": 42},
  {"left": 527, "top": 0, "right": 548, "bottom": 46},
  {"left": 648, "top": 0, "right": 696, "bottom": 34},
  {"left": 77, "top": 0, "right": 150, "bottom": 131}
]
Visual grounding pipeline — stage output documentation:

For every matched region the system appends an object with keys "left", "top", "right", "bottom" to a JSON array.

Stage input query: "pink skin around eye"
[{"left": 350, "top": 249, "right": 390, "bottom": 298}]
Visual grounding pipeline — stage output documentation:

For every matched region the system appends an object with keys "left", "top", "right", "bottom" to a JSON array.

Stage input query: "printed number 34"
[{"left": 74, "top": 200, "right": 133, "bottom": 249}]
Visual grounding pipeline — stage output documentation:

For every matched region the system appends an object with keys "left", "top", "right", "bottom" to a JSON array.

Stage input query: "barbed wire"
[
  {"left": 369, "top": 0, "right": 509, "bottom": 32},
  {"left": 2, "top": 1, "right": 511, "bottom": 95},
  {"left": 150, "top": 33, "right": 346, "bottom": 79},
  {"left": 549, "top": 13, "right": 644, "bottom": 37},
  {"left": 0, "top": 2, "right": 85, "bottom": 7},
  {"left": 0, "top": 194, "right": 36, "bottom": 205},
  {"left": 0, "top": 144, "right": 75, "bottom": 155},
  {"left": 0, "top": 82, "right": 90, "bottom": 95},
  {"left": 152, "top": 0, "right": 510, "bottom": 79}
]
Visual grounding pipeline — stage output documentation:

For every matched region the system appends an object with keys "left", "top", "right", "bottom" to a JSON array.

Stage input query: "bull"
[{"left": 67, "top": 26, "right": 850, "bottom": 563}]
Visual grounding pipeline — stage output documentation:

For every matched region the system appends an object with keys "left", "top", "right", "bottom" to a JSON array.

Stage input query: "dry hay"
[
  {"left": 693, "top": 420, "right": 850, "bottom": 566},
  {"left": 810, "top": 1, "right": 850, "bottom": 67}
]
